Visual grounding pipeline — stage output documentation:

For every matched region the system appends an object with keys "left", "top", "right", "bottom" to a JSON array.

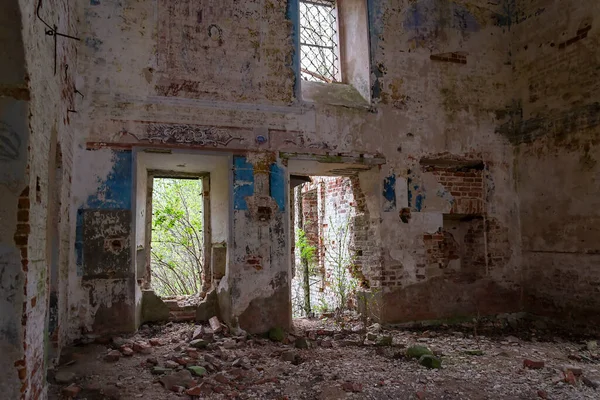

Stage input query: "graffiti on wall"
[{"left": 128, "top": 123, "right": 244, "bottom": 147}]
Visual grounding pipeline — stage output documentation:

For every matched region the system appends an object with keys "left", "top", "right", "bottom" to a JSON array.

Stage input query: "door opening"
[
  {"left": 290, "top": 175, "right": 362, "bottom": 319},
  {"left": 149, "top": 176, "right": 207, "bottom": 299}
]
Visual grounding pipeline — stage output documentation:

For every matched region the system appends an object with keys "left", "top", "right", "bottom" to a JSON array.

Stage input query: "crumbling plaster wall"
[
  {"left": 69, "top": 149, "right": 135, "bottom": 337},
  {"left": 509, "top": 0, "right": 600, "bottom": 327},
  {"left": 0, "top": 0, "right": 77, "bottom": 397},
  {"left": 70, "top": 0, "right": 526, "bottom": 334}
]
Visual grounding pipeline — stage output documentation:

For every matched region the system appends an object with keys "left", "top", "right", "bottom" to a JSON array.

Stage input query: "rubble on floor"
[
  {"left": 48, "top": 317, "right": 600, "bottom": 399},
  {"left": 161, "top": 295, "right": 203, "bottom": 322}
]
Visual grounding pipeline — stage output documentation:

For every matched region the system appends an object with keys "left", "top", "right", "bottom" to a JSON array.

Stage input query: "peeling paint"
[
  {"left": 383, "top": 174, "right": 396, "bottom": 212},
  {"left": 269, "top": 163, "right": 286, "bottom": 212},
  {"left": 233, "top": 156, "right": 254, "bottom": 211}
]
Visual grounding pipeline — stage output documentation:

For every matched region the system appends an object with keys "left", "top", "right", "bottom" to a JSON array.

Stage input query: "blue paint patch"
[
  {"left": 404, "top": 0, "right": 480, "bottom": 44},
  {"left": 85, "top": 151, "right": 133, "bottom": 210},
  {"left": 90, "top": 0, "right": 100, "bottom": 5},
  {"left": 286, "top": 0, "right": 300, "bottom": 99},
  {"left": 269, "top": 163, "right": 286, "bottom": 213},
  {"left": 233, "top": 156, "right": 254, "bottom": 211},
  {"left": 383, "top": 174, "right": 396, "bottom": 212},
  {"left": 76, "top": 150, "right": 133, "bottom": 276},
  {"left": 415, "top": 194, "right": 424, "bottom": 212}
]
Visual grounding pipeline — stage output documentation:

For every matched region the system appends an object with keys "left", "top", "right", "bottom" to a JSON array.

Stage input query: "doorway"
[
  {"left": 291, "top": 175, "right": 361, "bottom": 318},
  {"left": 146, "top": 173, "right": 211, "bottom": 304}
]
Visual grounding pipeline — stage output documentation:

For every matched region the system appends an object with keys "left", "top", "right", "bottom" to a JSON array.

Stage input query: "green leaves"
[
  {"left": 296, "top": 229, "right": 317, "bottom": 267},
  {"left": 150, "top": 178, "right": 204, "bottom": 297}
]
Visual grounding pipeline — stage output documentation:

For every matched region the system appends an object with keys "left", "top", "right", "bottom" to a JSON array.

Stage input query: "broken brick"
[{"left": 523, "top": 359, "right": 545, "bottom": 369}]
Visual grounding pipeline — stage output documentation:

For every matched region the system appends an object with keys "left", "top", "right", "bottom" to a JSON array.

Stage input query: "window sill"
[{"left": 301, "top": 81, "right": 370, "bottom": 110}]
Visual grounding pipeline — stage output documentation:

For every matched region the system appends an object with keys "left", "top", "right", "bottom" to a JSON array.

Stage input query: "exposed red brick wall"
[
  {"left": 13, "top": 186, "right": 30, "bottom": 397},
  {"left": 420, "top": 217, "right": 511, "bottom": 286},
  {"left": 429, "top": 166, "right": 484, "bottom": 214},
  {"left": 300, "top": 189, "right": 319, "bottom": 249},
  {"left": 299, "top": 176, "right": 379, "bottom": 289},
  {"left": 424, "top": 230, "right": 460, "bottom": 270}
]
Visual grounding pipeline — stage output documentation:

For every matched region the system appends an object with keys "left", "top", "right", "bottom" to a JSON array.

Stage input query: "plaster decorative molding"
[{"left": 130, "top": 123, "right": 245, "bottom": 147}]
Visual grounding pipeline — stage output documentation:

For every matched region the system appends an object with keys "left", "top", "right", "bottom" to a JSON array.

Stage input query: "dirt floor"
[{"left": 48, "top": 317, "right": 600, "bottom": 400}]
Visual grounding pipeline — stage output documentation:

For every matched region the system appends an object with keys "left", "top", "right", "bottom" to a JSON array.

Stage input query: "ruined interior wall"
[
  {"left": 511, "top": 0, "right": 600, "bottom": 327},
  {"left": 69, "top": 149, "right": 135, "bottom": 337},
  {"left": 230, "top": 155, "right": 290, "bottom": 333},
  {"left": 0, "top": 0, "right": 77, "bottom": 397},
  {"left": 373, "top": 0, "right": 522, "bottom": 322},
  {"left": 0, "top": 3, "right": 29, "bottom": 397},
  {"left": 71, "top": 0, "right": 525, "bottom": 333}
]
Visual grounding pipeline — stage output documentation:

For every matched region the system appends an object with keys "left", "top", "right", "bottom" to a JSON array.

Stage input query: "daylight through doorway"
[
  {"left": 291, "top": 176, "right": 360, "bottom": 318},
  {"left": 150, "top": 177, "right": 204, "bottom": 297}
]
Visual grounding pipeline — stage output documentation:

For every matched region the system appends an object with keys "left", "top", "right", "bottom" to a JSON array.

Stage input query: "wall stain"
[
  {"left": 0, "top": 122, "right": 21, "bottom": 161},
  {"left": 496, "top": 101, "right": 600, "bottom": 147}
]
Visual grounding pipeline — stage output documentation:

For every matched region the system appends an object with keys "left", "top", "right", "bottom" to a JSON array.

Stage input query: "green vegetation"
[
  {"left": 324, "top": 216, "right": 358, "bottom": 312},
  {"left": 151, "top": 178, "right": 204, "bottom": 297}
]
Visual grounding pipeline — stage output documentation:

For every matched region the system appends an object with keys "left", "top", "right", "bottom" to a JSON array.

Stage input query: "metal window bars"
[{"left": 299, "top": 0, "right": 340, "bottom": 83}]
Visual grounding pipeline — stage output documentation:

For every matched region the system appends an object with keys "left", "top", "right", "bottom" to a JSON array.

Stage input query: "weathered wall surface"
[
  {"left": 510, "top": 0, "right": 600, "bottom": 327},
  {"left": 69, "top": 149, "right": 135, "bottom": 336},
  {"left": 368, "top": 0, "right": 523, "bottom": 322},
  {"left": 69, "top": 0, "right": 525, "bottom": 333},
  {"left": 0, "top": 3, "right": 29, "bottom": 398},
  {"left": 0, "top": 0, "right": 77, "bottom": 397}
]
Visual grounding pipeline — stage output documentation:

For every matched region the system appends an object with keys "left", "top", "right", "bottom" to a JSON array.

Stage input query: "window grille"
[{"left": 299, "top": 0, "right": 340, "bottom": 83}]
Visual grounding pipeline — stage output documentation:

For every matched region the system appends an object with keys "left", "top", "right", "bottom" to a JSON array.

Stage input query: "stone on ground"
[
  {"left": 62, "top": 384, "right": 81, "bottom": 398},
  {"left": 104, "top": 350, "right": 121, "bottom": 362},
  {"left": 582, "top": 376, "right": 599, "bottom": 389},
  {"left": 376, "top": 336, "right": 393, "bottom": 346},
  {"left": 295, "top": 337, "right": 310, "bottom": 349},
  {"left": 523, "top": 359, "right": 545, "bottom": 369},
  {"left": 187, "top": 366, "right": 207, "bottom": 377},
  {"left": 419, "top": 355, "right": 442, "bottom": 369},
  {"left": 586, "top": 341, "right": 598, "bottom": 351},
  {"left": 186, "top": 383, "right": 213, "bottom": 396},
  {"left": 341, "top": 382, "right": 363, "bottom": 393},
  {"left": 120, "top": 346, "right": 134, "bottom": 357},
  {"left": 280, "top": 350, "right": 296, "bottom": 362},
  {"left": 159, "top": 370, "right": 195, "bottom": 390},
  {"left": 192, "top": 325, "right": 204, "bottom": 340},
  {"left": 190, "top": 339, "right": 208, "bottom": 349},
  {"left": 151, "top": 367, "right": 171, "bottom": 375},
  {"left": 406, "top": 345, "right": 433, "bottom": 359},
  {"left": 196, "top": 288, "right": 219, "bottom": 322},
  {"left": 209, "top": 316, "right": 223, "bottom": 333},
  {"left": 269, "top": 327, "right": 285, "bottom": 342},
  {"left": 55, "top": 370, "right": 76, "bottom": 384}
]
